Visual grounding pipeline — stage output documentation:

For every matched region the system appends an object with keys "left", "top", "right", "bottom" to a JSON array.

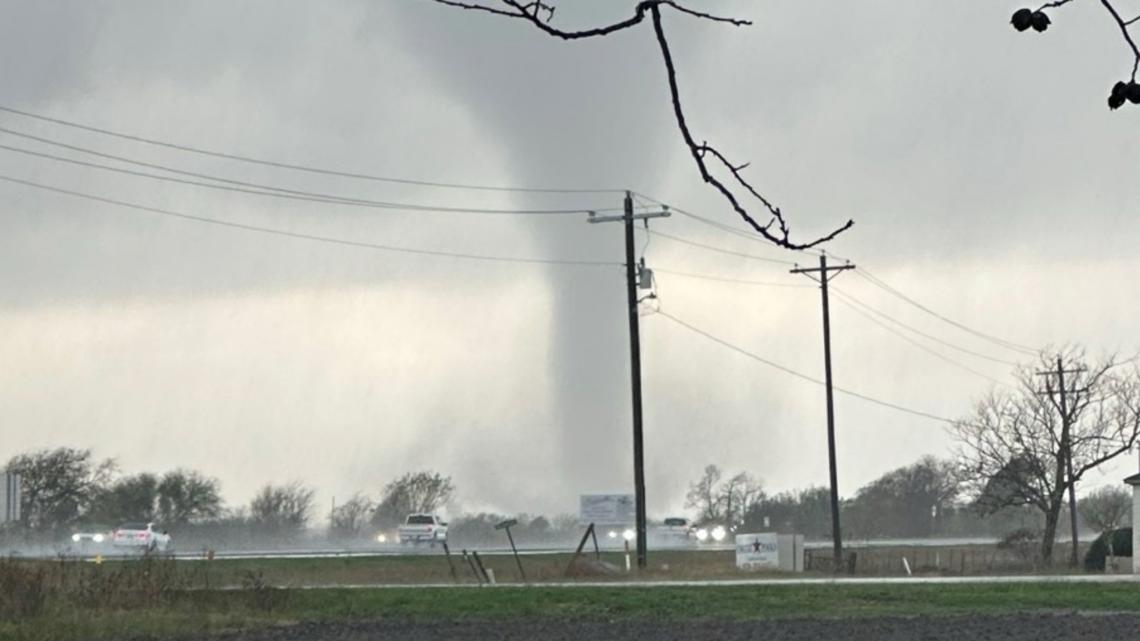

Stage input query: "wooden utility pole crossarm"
[{"left": 791, "top": 253, "right": 855, "bottom": 572}]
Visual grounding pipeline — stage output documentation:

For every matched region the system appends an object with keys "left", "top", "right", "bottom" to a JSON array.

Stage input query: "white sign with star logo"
[{"left": 735, "top": 532, "right": 780, "bottom": 570}]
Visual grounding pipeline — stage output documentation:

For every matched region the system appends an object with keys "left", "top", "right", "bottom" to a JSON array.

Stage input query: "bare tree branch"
[
  {"left": 430, "top": 0, "right": 852, "bottom": 250},
  {"left": 430, "top": 0, "right": 527, "bottom": 19},
  {"left": 1098, "top": 0, "right": 1140, "bottom": 79},
  {"left": 496, "top": 0, "right": 653, "bottom": 40},
  {"left": 657, "top": 1, "right": 752, "bottom": 26},
  {"left": 1015, "top": 0, "right": 1140, "bottom": 100}
]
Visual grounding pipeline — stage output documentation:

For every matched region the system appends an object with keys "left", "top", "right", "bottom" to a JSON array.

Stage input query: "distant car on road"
[
  {"left": 693, "top": 523, "right": 730, "bottom": 544},
  {"left": 656, "top": 517, "right": 696, "bottom": 544},
  {"left": 397, "top": 514, "right": 448, "bottom": 545},
  {"left": 69, "top": 526, "right": 108, "bottom": 540},
  {"left": 112, "top": 522, "right": 172, "bottom": 553}
]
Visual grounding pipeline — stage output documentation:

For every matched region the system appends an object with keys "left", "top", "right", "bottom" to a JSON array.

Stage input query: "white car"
[
  {"left": 112, "top": 522, "right": 173, "bottom": 553},
  {"left": 396, "top": 514, "right": 448, "bottom": 545}
]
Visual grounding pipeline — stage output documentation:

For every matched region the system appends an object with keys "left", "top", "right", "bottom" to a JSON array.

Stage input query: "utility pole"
[
  {"left": 791, "top": 253, "right": 854, "bottom": 572},
  {"left": 1037, "top": 356, "right": 1086, "bottom": 568},
  {"left": 588, "top": 192, "right": 669, "bottom": 569}
]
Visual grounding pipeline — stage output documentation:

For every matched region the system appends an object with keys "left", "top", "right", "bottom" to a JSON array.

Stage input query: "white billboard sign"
[
  {"left": 579, "top": 494, "right": 635, "bottom": 524},
  {"left": 735, "top": 532, "right": 779, "bottom": 570}
]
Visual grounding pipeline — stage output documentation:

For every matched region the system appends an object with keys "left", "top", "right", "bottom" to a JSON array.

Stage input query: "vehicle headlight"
[
  {"left": 695, "top": 528, "right": 709, "bottom": 542},
  {"left": 622, "top": 529, "right": 635, "bottom": 541},
  {"left": 711, "top": 526, "right": 727, "bottom": 542},
  {"left": 93, "top": 533, "right": 105, "bottom": 543},
  {"left": 71, "top": 534, "right": 81, "bottom": 542},
  {"left": 607, "top": 530, "right": 618, "bottom": 539},
  {"left": 376, "top": 534, "right": 387, "bottom": 543}
]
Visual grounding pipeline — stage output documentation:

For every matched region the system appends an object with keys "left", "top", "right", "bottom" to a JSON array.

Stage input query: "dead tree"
[
  {"left": 1008, "top": 1, "right": 1140, "bottom": 109},
  {"left": 953, "top": 350, "right": 1140, "bottom": 564},
  {"left": 430, "top": 0, "right": 853, "bottom": 250}
]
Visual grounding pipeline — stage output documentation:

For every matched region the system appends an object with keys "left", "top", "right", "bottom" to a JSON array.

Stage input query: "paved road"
[
  {"left": 19, "top": 544, "right": 729, "bottom": 561},
  {"left": 25, "top": 536, "right": 1012, "bottom": 561}
]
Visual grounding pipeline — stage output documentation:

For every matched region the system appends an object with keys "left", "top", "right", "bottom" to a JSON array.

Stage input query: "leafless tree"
[
  {"left": 249, "top": 481, "right": 316, "bottom": 534},
  {"left": 330, "top": 493, "right": 375, "bottom": 539},
  {"left": 953, "top": 350, "right": 1140, "bottom": 564},
  {"left": 720, "top": 471, "right": 765, "bottom": 529},
  {"left": 685, "top": 464, "right": 724, "bottom": 523},
  {"left": 430, "top": 0, "right": 853, "bottom": 249},
  {"left": 1007, "top": 1, "right": 1140, "bottom": 109},
  {"left": 685, "top": 464, "right": 764, "bottom": 527},
  {"left": 372, "top": 471, "right": 455, "bottom": 528},
  {"left": 1078, "top": 485, "right": 1131, "bottom": 558}
]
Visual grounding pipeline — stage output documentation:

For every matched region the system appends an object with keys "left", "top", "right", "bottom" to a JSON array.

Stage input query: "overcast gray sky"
[{"left": 3, "top": 0, "right": 1140, "bottom": 520}]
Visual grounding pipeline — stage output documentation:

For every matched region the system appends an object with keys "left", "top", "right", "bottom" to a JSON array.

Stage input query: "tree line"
[
  {"left": 8, "top": 346, "right": 1139, "bottom": 563},
  {"left": 1, "top": 449, "right": 459, "bottom": 545},
  {"left": 0, "top": 451, "right": 591, "bottom": 549},
  {"left": 687, "top": 456, "right": 1131, "bottom": 549}
]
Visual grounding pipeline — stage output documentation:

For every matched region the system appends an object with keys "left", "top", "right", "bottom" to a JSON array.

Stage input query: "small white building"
[{"left": 1125, "top": 472, "right": 1140, "bottom": 573}]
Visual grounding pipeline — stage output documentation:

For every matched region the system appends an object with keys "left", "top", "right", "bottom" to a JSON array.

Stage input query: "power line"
[
  {"left": 0, "top": 173, "right": 621, "bottom": 267},
  {"left": 0, "top": 104, "right": 622, "bottom": 195},
  {"left": 637, "top": 197, "right": 1028, "bottom": 366},
  {"left": 650, "top": 252, "right": 1011, "bottom": 382},
  {"left": 854, "top": 269, "right": 1039, "bottom": 356},
  {"left": 639, "top": 228, "right": 1025, "bottom": 367},
  {"left": 644, "top": 229, "right": 796, "bottom": 265},
  {"left": 832, "top": 295, "right": 1012, "bottom": 388},
  {"left": 653, "top": 267, "right": 810, "bottom": 288},
  {"left": 0, "top": 141, "right": 610, "bottom": 216},
  {"left": 654, "top": 310, "right": 958, "bottom": 424},
  {"left": 648, "top": 246, "right": 1021, "bottom": 367},
  {"left": 831, "top": 287, "right": 1020, "bottom": 367}
]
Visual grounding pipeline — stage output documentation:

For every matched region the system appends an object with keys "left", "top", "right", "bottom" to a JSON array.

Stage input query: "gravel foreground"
[{"left": 191, "top": 614, "right": 1140, "bottom": 641}]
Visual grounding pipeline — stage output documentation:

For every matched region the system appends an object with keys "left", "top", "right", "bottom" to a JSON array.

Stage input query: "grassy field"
[
  {"left": 161, "top": 549, "right": 747, "bottom": 586},
  {"left": 5, "top": 581, "right": 1140, "bottom": 641},
  {"left": 0, "top": 549, "right": 1129, "bottom": 641}
]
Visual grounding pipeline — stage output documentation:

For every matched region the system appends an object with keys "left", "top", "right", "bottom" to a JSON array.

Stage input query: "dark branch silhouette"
[
  {"left": 429, "top": 0, "right": 853, "bottom": 250},
  {"left": 1097, "top": 0, "right": 1140, "bottom": 79},
  {"left": 432, "top": 0, "right": 524, "bottom": 18},
  {"left": 1013, "top": 1, "right": 1140, "bottom": 108}
]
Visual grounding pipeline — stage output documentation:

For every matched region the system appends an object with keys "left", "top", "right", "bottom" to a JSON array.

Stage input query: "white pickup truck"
[
  {"left": 397, "top": 514, "right": 448, "bottom": 545},
  {"left": 656, "top": 517, "right": 696, "bottom": 544}
]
